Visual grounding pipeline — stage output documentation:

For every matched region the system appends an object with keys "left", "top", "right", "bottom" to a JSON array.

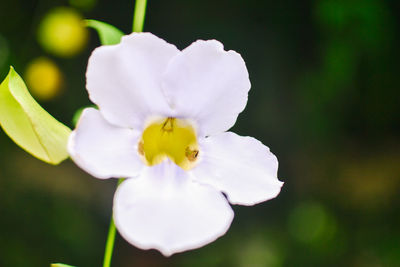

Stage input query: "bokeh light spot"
[
  {"left": 37, "top": 7, "right": 88, "bottom": 57},
  {"left": 25, "top": 57, "right": 63, "bottom": 101},
  {"left": 237, "top": 235, "right": 284, "bottom": 267},
  {"left": 288, "top": 201, "right": 337, "bottom": 245}
]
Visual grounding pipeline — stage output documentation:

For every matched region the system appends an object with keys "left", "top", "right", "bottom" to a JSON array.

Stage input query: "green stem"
[
  {"left": 102, "top": 179, "right": 124, "bottom": 267},
  {"left": 102, "top": 216, "right": 117, "bottom": 267},
  {"left": 102, "top": 1, "right": 148, "bottom": 266},
  {"left": 132, "top": 0, "right": 148, "bottom": 32}
]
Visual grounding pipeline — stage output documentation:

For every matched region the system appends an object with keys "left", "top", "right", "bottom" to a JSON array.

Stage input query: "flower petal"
[
  {"left": 162, "top": 40, "right": 251, "bottom": 137},
  {"left": 113, "top": 162, "right": 234, "bottom": 256},
  {"left": 192, "top": 132, "right": 283, "bottom": 205},
  {"left": 68, "top": 108, "right": 143, "bottom": 179},
  {"left": 86, "top": 33, "right": 179, "bottom": 129}
]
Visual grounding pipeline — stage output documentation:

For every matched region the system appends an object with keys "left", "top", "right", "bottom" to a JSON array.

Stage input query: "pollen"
[{"left": 139, "top": 117, "right": 199, "bottom": 170}]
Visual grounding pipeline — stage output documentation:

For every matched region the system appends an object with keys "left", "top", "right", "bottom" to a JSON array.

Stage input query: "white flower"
[{"left": 68, "top": 32, "right": 284, "bottom": 256}]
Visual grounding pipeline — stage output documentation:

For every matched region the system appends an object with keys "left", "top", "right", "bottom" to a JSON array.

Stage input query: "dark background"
[{"left": 1, "top": 0, "right": 400, "bottom": 266}]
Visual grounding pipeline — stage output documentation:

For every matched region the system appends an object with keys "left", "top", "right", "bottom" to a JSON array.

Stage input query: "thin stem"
[
  {"left": 102, "top": 178, "right": 124, "bottom": 267},
  {"left": 102, "top": 217, "right": 117, "bottom": 267},
  {"left": 132, "top": 0, "right": 148, "bottom": 32},
  {"left": 102, "top": 1, "right": 148, "bottom": 266}
]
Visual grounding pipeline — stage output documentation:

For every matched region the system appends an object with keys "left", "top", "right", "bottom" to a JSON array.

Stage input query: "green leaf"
[
  {"left": 85, "top": 19, "right": 124, "bottom": 45},
  {"left": 51, "top": 264, "right": 77, "bottom": 267},
  {"left": 0, "top": 67, "right": 71, "bottom": 165}
]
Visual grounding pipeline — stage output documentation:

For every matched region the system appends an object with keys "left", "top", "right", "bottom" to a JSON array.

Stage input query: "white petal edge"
[
  {"left": 68, "top": 108, "right": 143, "bottom": 179},
  {"left": 162, "top": 39, "right": 251, "bottom": 137},
  {"left": 86, "top": 32, "right": 179, "bottom": 129},
  {"left": 191, "top": 132, "right": 283, "bottom": 206},
  {"left": 113, "top": 162, "right": 234, "bottom": 256}
]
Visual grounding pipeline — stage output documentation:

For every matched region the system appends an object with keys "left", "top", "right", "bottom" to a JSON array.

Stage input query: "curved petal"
[
  {"left": 191, "top": 132, "right": 283, "bottom": 206},
  {"left": 68, "top": 108, "right": 143, "bottom": 179},
  {"left": 86, "top": 32, "right": 179, "bottom": 129},
  {"left": 162, "top": 40, "right": 251, "bottom": 137},
  {"left": 113, "top": 162, "right": 234, "bottom": 256}
]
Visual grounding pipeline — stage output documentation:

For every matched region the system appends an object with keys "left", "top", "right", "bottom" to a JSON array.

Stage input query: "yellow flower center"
[{"left": 138, "top": 117, "right": 199, "bottom": 170}]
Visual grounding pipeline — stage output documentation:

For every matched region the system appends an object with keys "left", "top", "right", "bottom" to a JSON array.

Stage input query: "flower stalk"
[
  {"left": 132, "top": 0, "right": 148, "bottom": 33},
  {"left": 102, "top": 1, "right": 148, "bottom": 266},
  {"left": 102, "top": 212, "right": 117, "bottom": 267},
  {"left": 103, "top": 178, "right": 124, "bottom": 267}
]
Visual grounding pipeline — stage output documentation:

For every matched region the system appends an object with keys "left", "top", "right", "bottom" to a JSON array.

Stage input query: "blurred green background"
[{"left": 1, "top": 0, "right": 400, "bottom": 266}]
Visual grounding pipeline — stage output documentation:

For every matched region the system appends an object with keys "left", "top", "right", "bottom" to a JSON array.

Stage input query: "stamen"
[
  {"left": 138, "top": 140, "right": 144, "bottom": 156},
  {"left": 162, "top": 117, "right": 175, "bottom": 132},
  {"left": 139, "top": 117, "right": 199, "bottom": 170},
  {"left": 185, "top": 147, "right": 199, "bottom": 162}
]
